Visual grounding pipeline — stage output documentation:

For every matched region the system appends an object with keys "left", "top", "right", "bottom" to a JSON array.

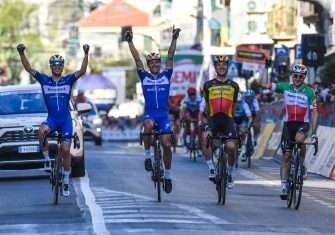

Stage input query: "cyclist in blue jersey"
[
  {"left": 234, "top": 93, "right": 252, "bottom": 161},
  {"left": 244, "top": 90, "right": 261, "bottom": 146},
  {"left": 17, "top": 43, "right": 90, "bottom": 197},
  {"left": 125, "top": 25, "right": 181, "bottom": 194}
]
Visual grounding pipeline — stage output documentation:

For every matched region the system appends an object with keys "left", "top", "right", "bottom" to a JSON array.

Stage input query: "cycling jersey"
[
  {"left": 268, "top": 83, "right": 317, "bottom": 122},
  {"left": 33, "top": 70, "right": 78, "bottom": 141},
  {"left": 33, "top": 70, "right": 78, "bottom": 117},
  {"left": 234, "top": 101, "right": 251, "bottom": 127},
  {"left": 203, "top": 78, "right": 239, "bottom": 117},
  {"left": 183, "top": 95, "right": 202, "bottom": 112},
  {"left": 246, "top": 99, "right": 260, "bottom": 116},
  {"left": 138, "top": 68, "right": 172, "bottom": 111}
]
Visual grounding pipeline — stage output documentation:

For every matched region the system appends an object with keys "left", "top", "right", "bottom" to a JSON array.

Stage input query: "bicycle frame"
[
  {"left": 140, "top": 127, "right": 173, "bottom": 202},
  {"left": 286, "top": 140, "right": 318, "bottom": 210},
  {"left": 42, "top": 131, "right": 79, "bottom": 205}
]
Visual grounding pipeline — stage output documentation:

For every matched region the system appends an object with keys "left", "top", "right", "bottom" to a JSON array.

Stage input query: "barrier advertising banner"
[{"left": 162, "top": 50, "right": 203, "bottom": 96}]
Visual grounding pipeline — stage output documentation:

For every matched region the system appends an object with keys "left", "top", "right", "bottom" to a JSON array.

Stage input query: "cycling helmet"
[
  {"left": 146, "top": 52, "right": 161, "bottom": 62},
  {"left": 49, "top": 55, "right": 64, "bottom": 66},
  {"left": 292, "top": 64, "right": 307, "bottom": 75},
  {"left": 187, "top": 87, "right": 196, "bottom": 95},
  {"left": 213, "top": 55, "right": 229, "bottom": 65},
  {"left": 245, "top": 90, "right": 255, "bottom": 99},
  {"left": 237, "top": 93, "right": 243, "bottom": 102}
]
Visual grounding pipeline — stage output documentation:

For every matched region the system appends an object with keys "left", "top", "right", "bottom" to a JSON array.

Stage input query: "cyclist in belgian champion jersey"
[
  {"left": 202, "top": 56, "right": 240, "bottom": 189},
  {"left": 17, "top": 43, "right": 90, "bottom": 197},
  {"left": 126, "top": 25, "right": 181, "bottom": 193},
  {"left": 261, "top": 57, "right": 318, "bottom": 200}
]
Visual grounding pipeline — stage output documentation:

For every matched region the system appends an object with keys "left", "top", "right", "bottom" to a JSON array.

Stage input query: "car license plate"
[{"left": 18, "top": 146, "right": 40, "bottom": 153}]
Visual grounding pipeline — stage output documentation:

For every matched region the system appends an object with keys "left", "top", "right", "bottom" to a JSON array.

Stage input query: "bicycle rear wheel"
[
  {"left": 53, "top": 152, "right": 61, "bottom": 205},
  {"left": 246, "top": 132, "right": 253, "bottom": 168},
  {"left": 294, "top": 156, "right": 303, "bottom": 210}
]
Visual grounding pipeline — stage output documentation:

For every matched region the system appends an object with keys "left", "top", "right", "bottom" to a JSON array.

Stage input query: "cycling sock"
[
  {"left": 63, "top": 171, "right": 70, "bottom": 185},
  {"left": 164, "top": 169, "right": 171, "bottom": 179},
  {"left": 145, "top": 150, "right": 151, "bottom": 159},
  {"left": 228, "top": 166, "right": 234, "bottom": 176},
  {"left": 43, "top": 151, "right": 50, "bottom": 161},
  {"left": 206, "top": 160, "right": 214, "bottom": 170}
]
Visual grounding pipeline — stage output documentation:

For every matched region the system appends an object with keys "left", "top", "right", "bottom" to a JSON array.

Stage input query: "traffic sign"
[
  {"left": 295, "top": 44, "right": 302, "bottom": 59},
  {"left": 275, "top": 47, "right": 289, "bottom": 57},
  {"left": 227, "top": 60, "right": 239, "bottom": 78},
  {"left": 302, "top": 34, "right": 325, "bottom": 67}
]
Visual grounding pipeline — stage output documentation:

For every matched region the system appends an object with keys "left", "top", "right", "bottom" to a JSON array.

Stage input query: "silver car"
[{"left": 0, "top": 84, "right": 91, "bottom": 177}]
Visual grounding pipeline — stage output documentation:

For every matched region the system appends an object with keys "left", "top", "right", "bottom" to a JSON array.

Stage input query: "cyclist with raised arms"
[
  {"left": 261, "top": 57, "right": 318, "bottom": 200},
  {"left": 201, "top": 56, "right": 239, "bottom": 188},
  {"left": 125, "top": 25, "right": 181, "bottom": 193},
  {"left": 234, "top": 93, "right": 253, "bottom": 161},
  {"left": 181, "top": 87, "right": 202, "bottom": 153},
  {"left": 17, "top": 43, "right": 90, "bottom": 197}
]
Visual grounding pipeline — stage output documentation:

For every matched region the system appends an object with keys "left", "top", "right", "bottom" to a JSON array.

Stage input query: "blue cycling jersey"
[
  {"left": 32, "top": 70, "right": 78, "bottom": 118},
  {"left": 183, "top": 95, "right": 202, "bottom": 112},
  {"left": 137, "top": 68, "right": 172, "bottom": 111},
  {"left": 234, "top": 101, "right": 251, "bottom": 118},
  {"left": 245, "top": 99, "right": 260, "bottom": 117}
]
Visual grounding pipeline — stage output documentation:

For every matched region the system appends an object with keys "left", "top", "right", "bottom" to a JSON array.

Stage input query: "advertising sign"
[{"left": 235, "top": 45, "right": 270, "bottom": 65}]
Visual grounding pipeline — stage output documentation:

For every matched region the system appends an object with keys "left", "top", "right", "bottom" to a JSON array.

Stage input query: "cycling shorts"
[
  {"left": 207, "top": 113, "right": 237, "bottom": 138},
  {"left": 169, "top": 110, "right": 180, "bottom": 120},
  {"left": 42, "top": 114, "right": 73, "bottom": 142},
  {"left": 280, "top": 121, "right": 309, "bottom": 153},
  {"left": 143, "top": 109, "right": 172, "bottom": 133}
]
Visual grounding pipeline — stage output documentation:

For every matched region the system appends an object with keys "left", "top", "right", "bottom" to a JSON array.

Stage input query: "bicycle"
[
  {"left": 183, "top": 119, "right": 200, "bottom": 162},
  {"left": 206, "top": 134, "right": 240, "bottom": 205},
  {"left": 43, "top": 130, "right": 79, "bottom": 205},
  {"left": 140, "top": 124, "right": 174, "bottom": 202},
  {"left": 286, "top": 140, "right": 318, "bottom": 210},
  {"left": 244, "top": 126, "right": 254, "bottom": 168}
]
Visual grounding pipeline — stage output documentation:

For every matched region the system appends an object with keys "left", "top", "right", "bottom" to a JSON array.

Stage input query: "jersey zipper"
[
  {"left": 155, "top": 78, "right": 158, "bottom": 109},
  {"left": 56, "top": 80, "right": 60, "bottom": 111}
]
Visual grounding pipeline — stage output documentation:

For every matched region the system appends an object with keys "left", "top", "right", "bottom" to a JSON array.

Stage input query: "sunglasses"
[{"left": 293, "top": 74, "right": 305, "bottom": 79}]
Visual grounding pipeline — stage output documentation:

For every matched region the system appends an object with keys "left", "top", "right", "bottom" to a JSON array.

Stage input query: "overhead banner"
[{"left": 235, "top": 45, "right": 270, "bottom": 65}]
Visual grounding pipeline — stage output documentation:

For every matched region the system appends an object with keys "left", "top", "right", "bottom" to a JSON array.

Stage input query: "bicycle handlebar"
[
  {"left": 42, "top": 131, "right": 80, "bottom": 149},
  {"left": 139, "top": 131, "right": 174, "bottom": 146},
  {"left": 206, "top": 134, "right": 241, "bottom": 149},
  {"left": 289, "top": 141, "right": 319, "bottom": 156}
]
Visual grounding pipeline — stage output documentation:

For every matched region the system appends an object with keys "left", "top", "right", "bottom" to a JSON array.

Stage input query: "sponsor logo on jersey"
[{"left": 43, "top": 85, "right": 70, "bottom": 95}]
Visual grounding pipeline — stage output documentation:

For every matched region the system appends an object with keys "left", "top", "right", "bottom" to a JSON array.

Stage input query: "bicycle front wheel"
[
  {"left": 294, "top": 156, "right": 304, "bottom": 210},
  {"left": 154, "top": 149, "right": 162, "bottom": 202},
  {"left": 220, "top": 155, "right": 228, "bottom": 205},
  {"left": 287, "top": 162, "right": 294, "bottom": 208},
  {"left": 53, "top": 152, "right": 62, "bottom": 205}
]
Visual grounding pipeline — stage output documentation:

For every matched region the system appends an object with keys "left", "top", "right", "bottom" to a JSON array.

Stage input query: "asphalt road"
[{"left": 0, "top": 141, "right": 334, "bottom": 235}]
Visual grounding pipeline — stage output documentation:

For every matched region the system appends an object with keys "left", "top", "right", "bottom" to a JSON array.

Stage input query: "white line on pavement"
[{"left": 80, "top": 172, "right": 109, "bottom": 235}]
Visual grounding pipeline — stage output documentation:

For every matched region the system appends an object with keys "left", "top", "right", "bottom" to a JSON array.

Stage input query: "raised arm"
[
  {"left": 76, "top": 44, "right": 90, "bottom": 78},
  {"left": 17, "top": 44, "right": 34, "bottom": 75},
  {"left": 166, "top": 25, "right": 181, "bottom": 69},
  {"left": 261, "top": 57, "right": 272, "bottom": 87},
  {"left": 125, "top": 28, "right": 144, "bottom": 70}
]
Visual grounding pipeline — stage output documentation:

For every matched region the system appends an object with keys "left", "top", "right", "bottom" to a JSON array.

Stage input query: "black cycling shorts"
[
  {"left": 207, "top": 113, "right": 237, "bottom": 139},
  {"left": 280, "top": 121, "right": 309, "bottom": 153}
]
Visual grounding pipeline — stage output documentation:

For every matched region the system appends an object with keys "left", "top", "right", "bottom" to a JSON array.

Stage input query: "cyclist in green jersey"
[{"left": 261, "top": 57, "right": 318, "bottom": 200}]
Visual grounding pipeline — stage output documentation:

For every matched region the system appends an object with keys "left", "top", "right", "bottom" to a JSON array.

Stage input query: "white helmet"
[{"left": 292, "top": 64, "right": 307, "bottom": 75}]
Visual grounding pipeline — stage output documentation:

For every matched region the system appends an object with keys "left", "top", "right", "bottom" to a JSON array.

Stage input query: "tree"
[{"left": 0, "top": 0, "right": 42, "bottom": 84}]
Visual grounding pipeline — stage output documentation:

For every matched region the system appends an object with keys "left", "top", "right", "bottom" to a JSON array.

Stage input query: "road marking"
[{"left": 79, "top": 173, "right": 109, "bottom": 235}]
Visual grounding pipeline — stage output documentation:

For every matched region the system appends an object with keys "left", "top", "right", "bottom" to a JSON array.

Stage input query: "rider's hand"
[
  {"left": 17, "top": 44, "right": 25, "bottom": 55},
  {"left": 265, "top": 56, "right": 272, "bottom": 69},
  {"left": 311, "top": 129, "right": 318, "bottom": 142},
  {"left": 83, "top": 44, "right": 90, "bottom": 54},
  {"left": 172, "top": 25, "right": 181, "bottom": 40},
  {"left": 125, "top": 28, "right": 133, "bottom": 42}
]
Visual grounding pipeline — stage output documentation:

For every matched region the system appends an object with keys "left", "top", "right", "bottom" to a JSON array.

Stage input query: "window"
[{"left": 248, "top": 21, "right": 257, "bottom": 33}]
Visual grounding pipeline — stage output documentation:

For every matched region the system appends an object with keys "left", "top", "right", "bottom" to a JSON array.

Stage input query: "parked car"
[
  {"left": 0, "top": 84, "right": 91, "bottom": 177},
  {"left": 81, "top": 101, "right": 103, "bottom": 145}
]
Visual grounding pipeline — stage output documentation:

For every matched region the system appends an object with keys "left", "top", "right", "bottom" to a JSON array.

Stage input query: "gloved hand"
[
  {"left": 125, "top": 29, "right": 133, "bottom": 42},
  {"left": 83, "top": 44, "right": 90, "bottom": 54},
  {"left": 17, "top": 44, "right": 25, "bottom": 55},
  {"left": 172, "top": 25, "right": 181, "bottom": 40},
  {"left": 311, "top": 129, "right": 318, "bottom": 142},
  {"left": 265, "top": 57, "right": 272, "bottom": 69}
]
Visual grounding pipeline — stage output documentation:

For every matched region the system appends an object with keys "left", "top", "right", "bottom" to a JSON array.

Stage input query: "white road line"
[{"left": 79, "top": 173, "right": 109, "bottom": 235}]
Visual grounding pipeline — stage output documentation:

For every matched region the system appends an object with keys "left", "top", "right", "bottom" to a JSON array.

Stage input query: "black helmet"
[{"left": 213, "top": 55, "right": 229, "bottom": 65}]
